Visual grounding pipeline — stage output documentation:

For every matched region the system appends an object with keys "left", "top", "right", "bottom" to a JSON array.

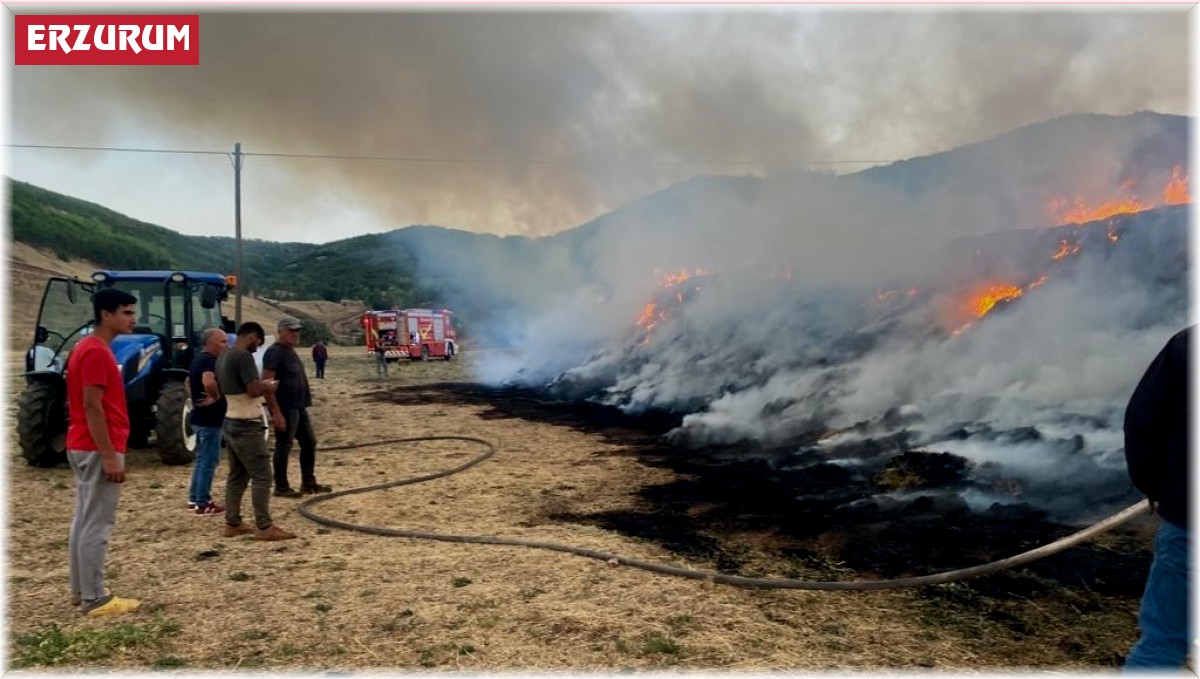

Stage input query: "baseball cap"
[{"left": 277, "top": 316, "right": 303, "bottom": 330}]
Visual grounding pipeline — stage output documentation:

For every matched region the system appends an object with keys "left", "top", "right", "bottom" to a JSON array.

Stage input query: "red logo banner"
[{"left": 15, "top": 15, "right": 199, "bottom": 66}]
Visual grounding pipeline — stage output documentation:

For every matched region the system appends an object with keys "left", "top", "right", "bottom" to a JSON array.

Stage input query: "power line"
[
  {"left": 7, "top": 142, "right": 892, "bottom": 167},
  {"left": 8, "top": 143, "right": 226, "bottom": 157},
  {"left": 245, "top": 149, "right": 890, "bottom": 167}
]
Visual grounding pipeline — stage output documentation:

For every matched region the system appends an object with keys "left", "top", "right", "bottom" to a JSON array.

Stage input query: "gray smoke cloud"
[
  {"left": 461, "top": 110, "right": 1188, "bottom": 522},
  {"left": 10, "top": 10, "right": 1187, "bottom": 236}
]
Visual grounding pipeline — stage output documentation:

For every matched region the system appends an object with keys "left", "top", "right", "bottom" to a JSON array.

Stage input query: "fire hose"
[{"left": 298, "top": 435, "right": 1151, "bottom": 591}]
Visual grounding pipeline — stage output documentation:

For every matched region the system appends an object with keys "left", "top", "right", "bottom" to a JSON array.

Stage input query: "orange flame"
[
  {"left": 1054, "top": 197, "right": 1149, "bottom": 225},
  {"left": 1048, "top": 168, "right": 1191, "bottom": 225},
  {"left": 949, "top": 276, "right": 1052, "bottom": 336},
  {"left": 1051, "top": 239, "right": 1081, "bottom": 261},
  {"left": 1163, "top": 165, "right": 1190, "bottom": 205},
  {"left": 635, "top": 303, "right": 657, "bottom": 328},
  {"left": 633, "top": 267, "right": 713, "bottom": 345},
  {"left": 969, "top": 283, "right": 1024, "bottom": 318},
  {"left": 658, "top": 268, "right": 709, "bottom": 288}
]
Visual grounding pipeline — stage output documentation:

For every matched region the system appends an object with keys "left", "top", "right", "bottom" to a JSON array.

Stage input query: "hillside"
[
  {"left": 9, "top": 180, "right": 313, "bottom": 291},
  {"left": 264, "top": 298, "right": 370, "bottom": 344},
  {"left": 5, "top": 242, "right": 367, "bottom": 351},
  {"left": 7, "top": 111, "right": 1189, "bottom": 348},
  {"left": 7, "top": 179, "right": 430, "bottom": 311},
  {"left": 8, "top": 242, "right": 101, "bottom": 348},
  {"left": 6, "top": 242, "right": 289, "bottom": 351}
]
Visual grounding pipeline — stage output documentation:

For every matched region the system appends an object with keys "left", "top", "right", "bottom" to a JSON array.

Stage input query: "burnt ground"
[
  {"left": 364, "top": 380, "right": 1152, "bottom": 666},
  {"left": 367, "top": 382, "right": 1153, "bottom": 600}
]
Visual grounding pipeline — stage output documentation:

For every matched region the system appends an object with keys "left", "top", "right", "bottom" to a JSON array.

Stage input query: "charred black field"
[{"left": 367, "top": 380, "right": 1153, "bottom": 662}]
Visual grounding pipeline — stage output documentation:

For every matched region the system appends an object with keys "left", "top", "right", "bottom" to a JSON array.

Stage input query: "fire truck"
[{"left": 362, "top": 308, "right": 458, "bottom": 360}]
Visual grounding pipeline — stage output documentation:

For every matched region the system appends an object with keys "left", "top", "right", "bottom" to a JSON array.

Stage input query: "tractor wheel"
[
  {"left": 421, "top": 345, "right": 430, "bottom": 361},
  {"left": 127, "top": 403, "right": 152, "bottom": 449},
  {"left": 128, "top": 426, "right": 151, "bottom": 449},
  {"left": 17, "top": 381, "right": 67, "bottom": 468},
  {"left": 155, "top": 382, "right": 196, "bottom": 466}
]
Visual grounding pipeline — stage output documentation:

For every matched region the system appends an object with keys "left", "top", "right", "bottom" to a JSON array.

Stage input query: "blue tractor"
[{"left": 18, "top": 270, "right": 238, "bottom": 467}]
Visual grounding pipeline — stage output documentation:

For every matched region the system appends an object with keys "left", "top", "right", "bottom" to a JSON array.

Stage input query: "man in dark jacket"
[
  {"left": 311, "top": 341, "right": 328, "bottom": 379},
  {"left": 1123, "top": 326, "right": 1191, "bottom": 669},
  {"left": 263, "top": 317, "right": 332, "bottom": 497}
]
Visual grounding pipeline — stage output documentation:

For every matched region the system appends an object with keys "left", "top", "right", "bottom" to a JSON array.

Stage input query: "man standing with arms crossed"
[
  {"left": 186, "top": 327, "right": 228, "bottom": 516},
  {"left": 264, "top": 317, "right": 332, "bottom": 497},
  {"left": 216, "top": 322, "right": 296, "bottom": 541},
  {"left": 67, "top": 287, "right": 141, "bottom": 617}
]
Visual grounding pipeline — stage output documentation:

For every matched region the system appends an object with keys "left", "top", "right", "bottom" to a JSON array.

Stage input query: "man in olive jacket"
[{"left": 1123, "top": 326, "right": 1190, "bottom": 670}]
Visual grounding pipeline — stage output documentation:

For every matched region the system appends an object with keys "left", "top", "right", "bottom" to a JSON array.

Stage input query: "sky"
[{"left": 4, "top": 5, "right": 1191, "bottom": 244}]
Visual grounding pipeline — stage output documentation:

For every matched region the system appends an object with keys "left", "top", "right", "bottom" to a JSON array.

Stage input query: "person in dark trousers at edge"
[
  {"left": 375, "top": 341, "right": 389, "bottom": 378},
  {"left": 67, "top": 288, "right": 141, "bottom": 617},
  {"left": 1123, "top": 326, "right": 1191, "bottom": 670},
  {"left": 215, "top": 321, "right": 295, "bottom": 541},
  {"left": 264, "top": 316, "right": 333, "bottom": 498},
  {"left": 312, "top": 340, "right": 328, "bottom": 379},
  {"left": 185, "top": 327, "right": 228, "bottom": 516}
]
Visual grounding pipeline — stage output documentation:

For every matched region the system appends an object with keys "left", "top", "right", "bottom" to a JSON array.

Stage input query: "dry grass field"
[{"left": 3, "top": 248, "right": 1153, "bottom": 671}]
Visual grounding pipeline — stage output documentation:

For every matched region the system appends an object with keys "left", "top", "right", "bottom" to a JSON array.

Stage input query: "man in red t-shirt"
[{"left": 66, "top": 287, "right": 141, "bottom": 618}]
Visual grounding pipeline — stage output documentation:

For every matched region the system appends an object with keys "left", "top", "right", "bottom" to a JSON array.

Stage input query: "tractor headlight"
[
  {"left": 92, "top": 272, "right": 108, "bottom": 283},
  {"left": 170, "top": 272, "right": 186, "bottom": 283}
]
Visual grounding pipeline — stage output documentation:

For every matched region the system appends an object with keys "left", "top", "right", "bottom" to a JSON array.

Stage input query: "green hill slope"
[{"left": 7, "top": 178, "right": 430, "bottom": 310}]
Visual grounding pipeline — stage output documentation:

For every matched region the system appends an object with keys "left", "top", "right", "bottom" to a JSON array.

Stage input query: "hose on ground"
[{"left": 299, "top": 436, "right": 1151, "bottom": 591}]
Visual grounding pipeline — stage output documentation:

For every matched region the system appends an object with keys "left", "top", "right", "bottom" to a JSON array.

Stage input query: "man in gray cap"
[{"left": 262, "top": 317, "right": 332, "bottom": 497}]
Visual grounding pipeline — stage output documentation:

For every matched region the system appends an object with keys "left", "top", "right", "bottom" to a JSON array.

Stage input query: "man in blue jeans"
[
  {"left": 186, "top": 327, "right": 229, "bottom": 516},
  {"left": 1123, "top": 326, "right": 1191, "bottom": 670}
]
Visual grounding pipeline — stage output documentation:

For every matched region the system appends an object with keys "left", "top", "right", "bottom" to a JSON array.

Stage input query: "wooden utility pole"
[{"left": 233, "top": 142, "right": 244, "bottom": 326}]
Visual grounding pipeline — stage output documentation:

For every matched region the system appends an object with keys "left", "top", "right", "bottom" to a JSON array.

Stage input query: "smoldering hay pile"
[{"left": 467, "top": 118, "right": 1189, "bottom": 524}]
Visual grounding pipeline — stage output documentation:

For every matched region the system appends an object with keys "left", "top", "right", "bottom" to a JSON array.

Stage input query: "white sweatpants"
[{"left": 67, "top": 451, "right": 123, "bottom": 608}]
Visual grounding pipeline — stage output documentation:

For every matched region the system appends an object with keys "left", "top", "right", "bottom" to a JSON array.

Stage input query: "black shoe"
[
  {"left": 274, "top": 487, "right": 303, "bottom": 498},
  {"left": 301, "top": 483, "right": 332, "bottom": 494}
]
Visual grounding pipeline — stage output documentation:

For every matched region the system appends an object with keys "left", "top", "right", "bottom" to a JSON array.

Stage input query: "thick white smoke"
[{"left": 413, "top": 113, "right": 1190, "bottom": 520}]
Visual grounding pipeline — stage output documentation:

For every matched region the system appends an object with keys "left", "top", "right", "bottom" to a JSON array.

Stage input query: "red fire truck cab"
[{"left": 362, "top": 308, "right": 458, "bottom": 360}]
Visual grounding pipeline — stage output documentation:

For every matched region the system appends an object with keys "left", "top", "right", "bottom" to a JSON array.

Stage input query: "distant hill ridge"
[{"left": 8, "top": 111, "right": 1188, "bottom": 335}]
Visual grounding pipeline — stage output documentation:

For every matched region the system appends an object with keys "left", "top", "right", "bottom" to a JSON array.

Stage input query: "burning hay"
[{"left": 479, "top": 155, "right": 1189, "bottom": 525}]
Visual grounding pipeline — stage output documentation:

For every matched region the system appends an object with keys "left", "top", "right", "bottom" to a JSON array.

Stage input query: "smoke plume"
[
  {"left": 455, "top": 112, "right": 1189, "bottom": 521},
  {"left": 11, "top": 11, "right": 1187, "bottom": 237}
]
